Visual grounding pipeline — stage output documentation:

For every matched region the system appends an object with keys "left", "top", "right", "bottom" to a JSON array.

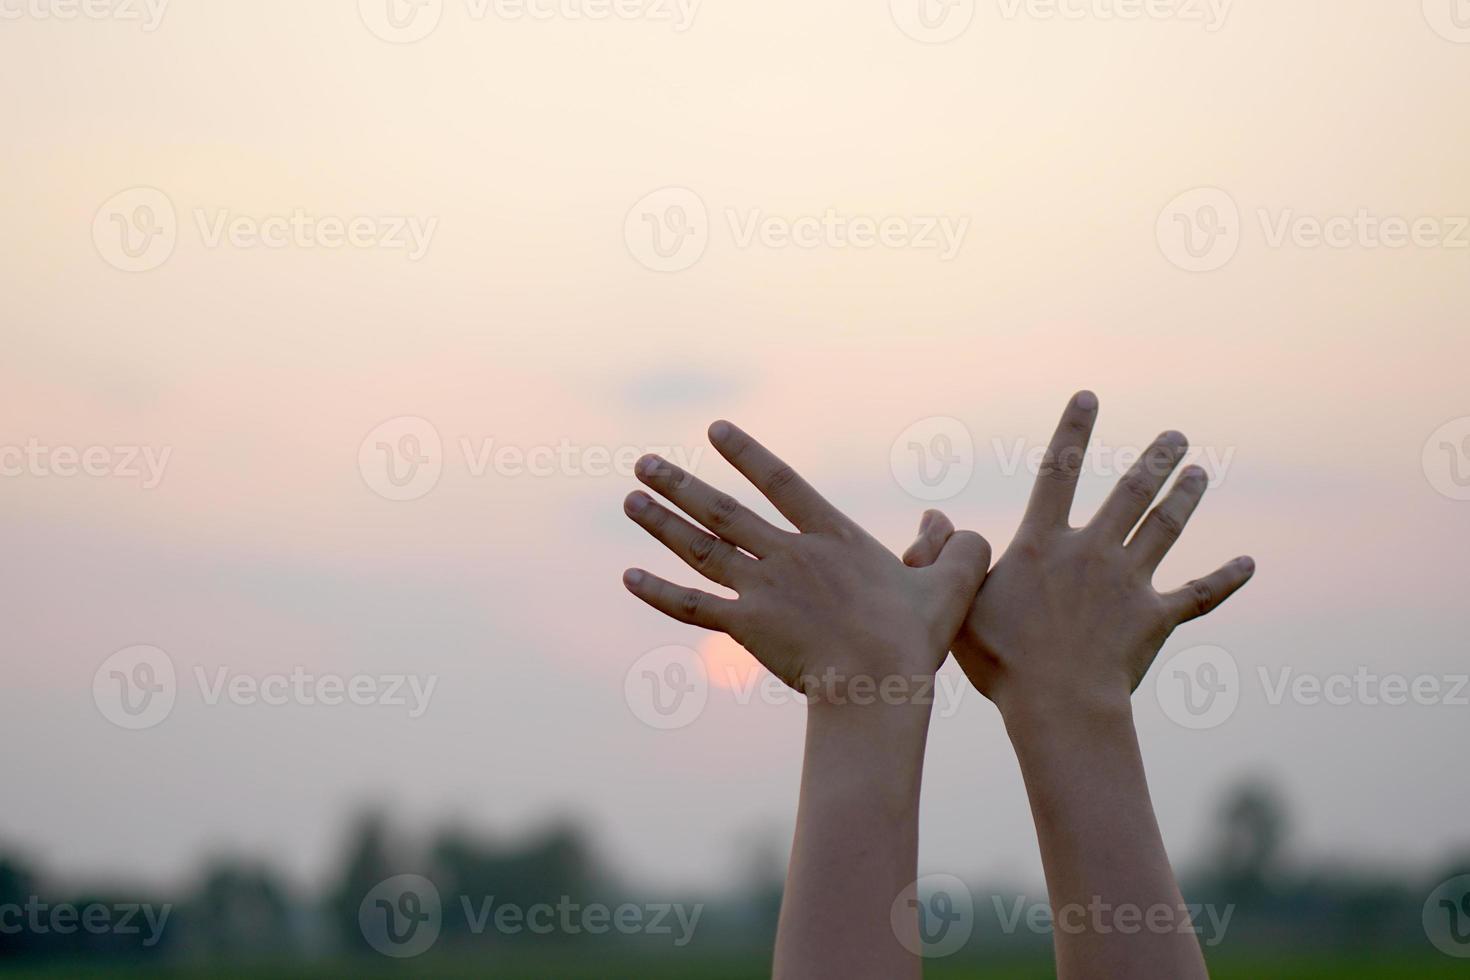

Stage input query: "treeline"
[{"left": 0, "top": 780, "right": 1463, "bottom": 965}]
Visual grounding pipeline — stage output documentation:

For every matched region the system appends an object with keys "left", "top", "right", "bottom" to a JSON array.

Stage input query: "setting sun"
[{"left": 700, "top": 632, "right": 764, "bottom": 692}]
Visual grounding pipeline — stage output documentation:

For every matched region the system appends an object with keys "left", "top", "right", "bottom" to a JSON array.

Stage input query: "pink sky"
[{"left": 2, "top": 0, "right": 1468, "bottom": 893}]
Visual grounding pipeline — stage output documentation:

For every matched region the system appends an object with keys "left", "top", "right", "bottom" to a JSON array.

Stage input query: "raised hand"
[
  {"left": 904, "top": 392, "right": 1255, "bottom": 980},
  {"left": 624, "top": 421, "right": 988, "bottom": 703},
  {"left": 622, "top": 421, "right": 991, "bottom": 980},
  {"left": 904, "top": 390, "right": 1254, "bottom": 720}
]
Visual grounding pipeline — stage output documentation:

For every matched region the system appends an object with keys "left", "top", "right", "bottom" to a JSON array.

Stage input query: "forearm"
[
  {"left": 1004, "top": 700, "right": 1207, "bottom": 980},
  {"left": 773, "top": 699, "right": 932, "bottom": 980}
]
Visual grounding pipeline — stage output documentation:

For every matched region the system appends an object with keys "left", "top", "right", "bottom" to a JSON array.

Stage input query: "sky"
[{"left": 1, "top": 0, "right": 1468, "bottom": 896}]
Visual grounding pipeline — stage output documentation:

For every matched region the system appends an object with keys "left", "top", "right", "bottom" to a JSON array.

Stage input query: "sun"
[{"left": 700, "top": 632, "right": 763, "bottom": 691}]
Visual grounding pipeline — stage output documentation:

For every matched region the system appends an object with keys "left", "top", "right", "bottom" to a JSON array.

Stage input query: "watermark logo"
[
  {"left": 1160, "top": 189, "right": 1470, "bottom": 271},
  {"left": 625, "top": 187, "right": 709, "bottom": 273},
  {"left": 892, "top": 874, "right": 974, "bottom": 957},
  {"left": 360, "top": 875, "right": 442, "bottom": 958},
  {"left": 891, "top": 417, "right": 975, "bottom": 502},
  {"left": 625, "top": 645, "right": 709, "bottom": 730},
  {"left": 0, "top": 440, "right": 172, "bottom": 488},
  {"left": 93, "top": 645, "right": 177, "bottom": 731},
  {"left": 0, "top": 898, "right": 171, "bottom": 946},
  {"left": 1424, "top": 875, "right": 1470, "bottom": 957},
  {"left": 995, "top": 0, "right": 1231, "bottom": 30},
  {"left": 359, "top": 417, "right": 444, "bottom": 502},
  {"left": 990, "top": 895, "right": 1233, "bottom": 946},
  {"left": 0, "top": 0, "right": 169, "bottom": 30},
  {"left": 1423, "top": 0, "right": 1470, "bottom": 43},
  {"left": 1259, "top": 667, "right": 1468, "bottom": 709},
  {"left": 990, "top": 436, "right": 1235, "bottom": 487},
  {"left": 625, "top": 188, "right": 970, "bottom": 272},
  {"left": 195, "top": 666, "right": 438, "bottom": 717},
  {"left": 93, "top": 187, "right": 177, "bottom": 273},
  {"left": 93, "top": 188, "right": 437, "bottom": 271},
  {"left": 359, "top": 0, "right": 445, "bottom": 43},
  {"left": 1423, "top": 416, "right": 1470, "bottom": 501},
  {"left": 358, "top": 420, "right": 706, "bottom": 501},
  {"left": 890, "top": 0, "right": 975, "bottom": 43},
  {"left": 1157, "top": 187, "right": 1240, "bottom": 272},
  {"left": 1154, "top": 644, "right": 1239, "bottom": 730},
  {"left": 361, "top": 0, "right": 698, "bottom": 40},
  {"left": 460, "top": 895, "right": 702, "bottom": 945}
]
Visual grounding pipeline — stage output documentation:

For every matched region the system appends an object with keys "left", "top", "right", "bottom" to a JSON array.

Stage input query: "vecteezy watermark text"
[
  {"left": 358, "top": 416, "right": 707, "bottom": 501},
  {"left": 358, "top": 0, "right": 700, "bottom": 43},
  {"left": 625, "top": 188, "right": 970, "bottom": 273},
  {"left": 889, "top": 415, "right": 1236, "bottom": 503},
  {"left": 1158, "top": 187, "right": 1470, "bottom": 272},
  {"left": 357, "top": 875, "right": 701, "bottom": 958},
  {"left": 990, "top": 895, "right": 1233, "bottom": 946},
  {"left": 1155, "top": 644, "right": 1470, "bottom": 730},
  {"left": 0, "top": 898, "right": 170, "bottom": 947},
  {"left": 0, "top": 0, "right": 169, "bottom": 30},
  {"left": 94, "top": 187, "right": 437, "bottom": 272},
  {"left": 889, "top": 876, "right": 1231, "bottom": 959},
  {"left": 0, "top": 439, "right": 170, "bottom": 489},
  {"left": 624, "top": 645, "right": 973, "bottom": 731},
  {"left": 92, "top": 645, "right": 438, "bottom": 730}
]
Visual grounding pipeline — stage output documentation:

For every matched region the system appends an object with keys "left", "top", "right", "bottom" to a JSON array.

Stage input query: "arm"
[
  {"left": 621, "top": 423, "right": 989, "bottom": 980},
  {"left": 905, "top": 392, "right": 1255, "bottom": 980}
]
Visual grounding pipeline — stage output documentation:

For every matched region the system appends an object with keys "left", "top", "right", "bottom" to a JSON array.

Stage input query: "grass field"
[{"left": 1, "top": 950, "right": 1461, "bottom": 979}]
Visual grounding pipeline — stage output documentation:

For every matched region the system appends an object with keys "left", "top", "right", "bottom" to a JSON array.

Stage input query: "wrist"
[
  {"left": 803, "top": 697, "right": 931, "bottom": 811},
  {"left": 806, "top": 694, "right": 933, "bottom": 746},
  {"left": 1000, "top": 688, "right": 1136, "bottom": 756}
]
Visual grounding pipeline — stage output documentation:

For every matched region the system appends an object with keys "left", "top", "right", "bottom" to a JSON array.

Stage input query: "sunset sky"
[{"left": 2, "top": 0, "right": 1467, "bottom": 895}]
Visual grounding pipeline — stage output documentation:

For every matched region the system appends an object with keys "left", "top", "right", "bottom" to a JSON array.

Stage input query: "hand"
[
  {"left": 622, "top": 421, "right": 989, "bottom": 706},
  {"left": 903, "top": 391, "right": 1255, "bottom": 722}
]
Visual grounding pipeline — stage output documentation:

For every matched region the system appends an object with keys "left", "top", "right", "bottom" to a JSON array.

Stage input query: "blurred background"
[{"left": 2, "top": 0, "right": 1468, "bottom": 976}]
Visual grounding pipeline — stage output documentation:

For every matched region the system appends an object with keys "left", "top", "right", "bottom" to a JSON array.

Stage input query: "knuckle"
[
  {"left": 1189, "top": 579, "right": 1215, "bottom": 617},
  {"left": 956, "top": 529, "right": 989, "bottom": 556},
  {"left": 708, "top": 493, "right": 742, "bottom": 530},
  {"left": 679, "top": 589, "right": 704, "bottom": 619},
  {"left": 1012, "top": 535, "right": 1046, "bottom": 563},
  {"left": 764, "top": 464, "right": 799, "bottom": 497},
  {"left": 1040, "top": 446, "right": 1083, "bottom": 484},
  {"left": 1151, "top": 507, "right": 1186, "bottom": 542},
  {"left": 974, "top": 535, "right": 994, "bottom": 565},
  {"left": 1120, "top": 474, "right": 1156, "bottom": 504},
  {"left": 689, "top": 533, "right": 720, "bottom": 569}
]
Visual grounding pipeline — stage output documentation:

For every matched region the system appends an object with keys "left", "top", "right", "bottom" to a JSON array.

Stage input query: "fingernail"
[
  {"left": 1182, "top": 465, "right": 1208, "bottom": 482},
  {"left": 623, "top": 569, "right": 644, "bottom": 587},
  {"left": 626, "top": 493, "right": 649, "bottom": 514},
  {"left": 920, "top": 511, "right": 934, "bottom": 532},
  {"left": 1075, "top": 390, "right": 1098, "bottom": 411},
  {"left": 637, "top": 455, "right": 660, "bottom": 476},
  {"left": 1238, "top": 557, "right": 1256, "bottom": 573},
  {"left": 709, "top": 421, "right": 731, "bottom": 442}
]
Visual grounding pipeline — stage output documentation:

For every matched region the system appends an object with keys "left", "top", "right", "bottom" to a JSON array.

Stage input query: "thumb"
[
  {"left": 928, "top": 529, "right": 991, "bottom": 600},
  {"left": 902, "top": 509, "right": 954, "bottom": 568}
]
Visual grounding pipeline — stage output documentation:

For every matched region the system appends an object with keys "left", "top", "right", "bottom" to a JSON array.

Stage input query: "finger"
[
  {"left": 636, "top": 454, "right": 789, "bottom": 557},
  {"left": 1022, "top": 391, "right": 1099, "bottom": 530},
  {"left": 708, "top": 421, "right": 848, "bottom": 533},
  {"left": 622, "top": 568, "right": 738, "bottom": 631},
  {"left": 902, "top": 510, "right": 954, "bottom": 568},
  {"left": 1163, "top": 557, "right": 1256, "bottom": 625},
  {"left": 1127, "top": 465, "right": 1208, "bottom": 570},
  {"left": 625, "top": 491, "right": 754, "bottom": 588},
  {"left": 1090, "top": 430, "right": 1188, "bottom": 540},
  {"left": 926, "top": 529, "right": 991, "bottom": 600}
]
